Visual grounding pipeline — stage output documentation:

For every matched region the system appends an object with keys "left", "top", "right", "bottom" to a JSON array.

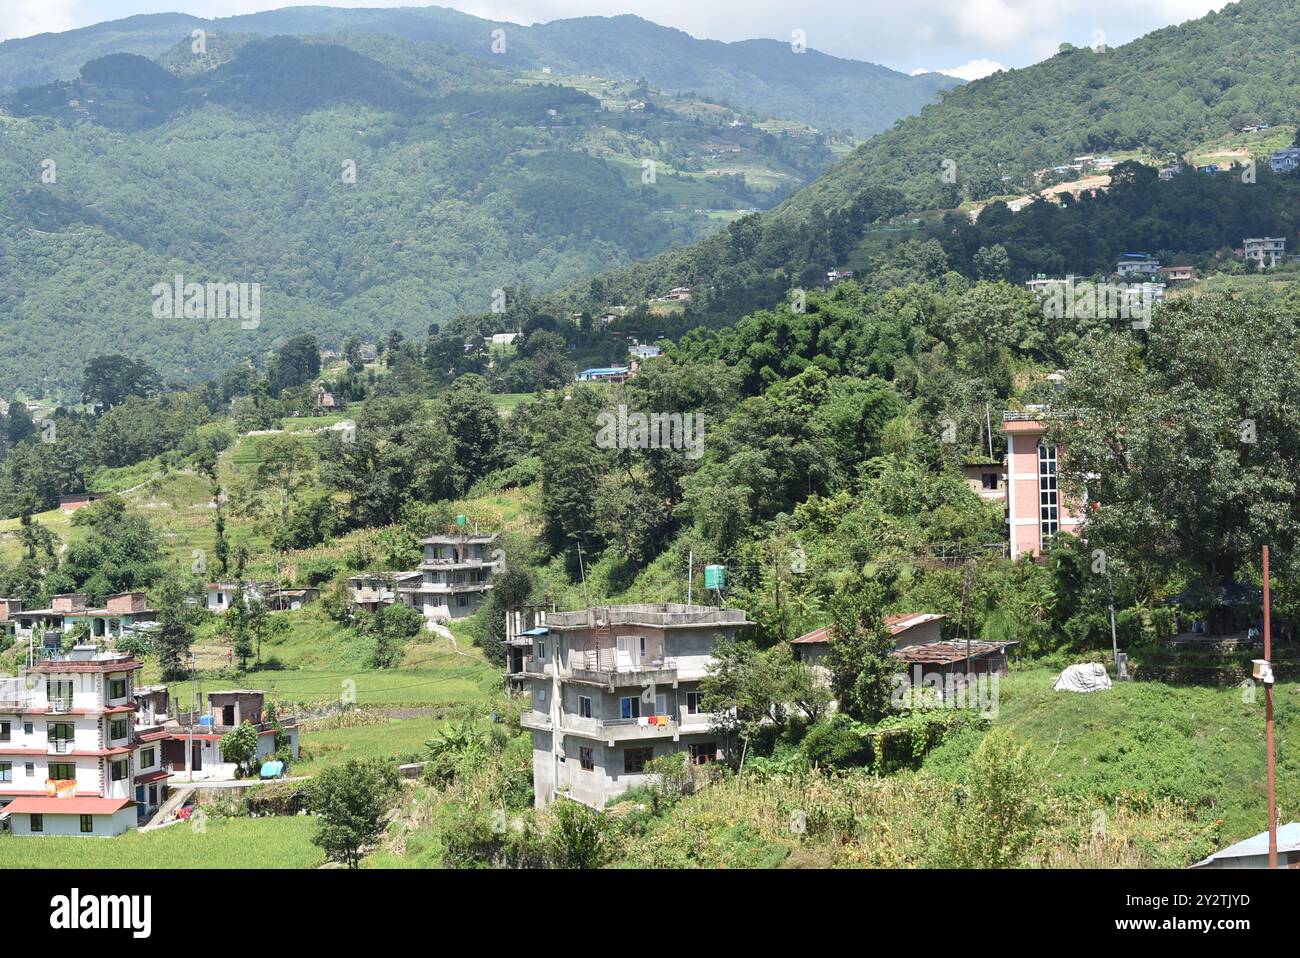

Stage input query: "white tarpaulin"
[{"left": 1052, "top": 663, "right": 1113, "bottom": 693}]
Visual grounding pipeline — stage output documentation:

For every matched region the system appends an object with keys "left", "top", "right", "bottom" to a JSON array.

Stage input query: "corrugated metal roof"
[
  {"left": 892, "top": 639, "right": 1017, "bottom": 665},
  {"left": 791, "top": 613, "right": 946, "bottom": 644}
]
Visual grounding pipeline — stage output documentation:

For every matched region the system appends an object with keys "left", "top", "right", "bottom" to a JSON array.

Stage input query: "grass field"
[
  {"left": 0, "top": 816, "right": 324, "bottom": 869},
  {"left": 923, "top": 667, "right": 1300, "bottom": 845}
]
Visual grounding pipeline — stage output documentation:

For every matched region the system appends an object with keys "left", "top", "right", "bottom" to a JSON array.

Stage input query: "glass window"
[
  {"left": 111, "top": 758, "right": 129, "bottom": 781},
  {"left": 139, "top": 748, "right": 155, "bottom": 769},
  {"left": 1038, "top": 443, "right": 1060, "bottom": 550},
  {"left": 578, "top": 696, "right": 592, "bottom": 719},
  {"left": 30, "top": 814, "right": 43, "bottom": 832},
  {"left": 619, "top": 697, "right": 641, "bottom": 720},
  {"left": 110, "top": 718, "right": 128, "bottom": 740},
  {"left": 48, "top": 763, "right": 75, "bottom": 780},
  {"left": 686, "top": 692, "right": 705, "bottom": 714},
  {"left": 0, "top": 762, "right": 11, "bottom": 782},
  {"left": 0, "top": 721, "right": 9, "bottom": 741},
  {"left": 108, "top": 678, "right": 127, "bottom": 699},
  {"left": 623, "top": 747, "right": 652, "bottom": 773},
  {"left": 80, "top": 814, "right": 93, "bottom": 833}
]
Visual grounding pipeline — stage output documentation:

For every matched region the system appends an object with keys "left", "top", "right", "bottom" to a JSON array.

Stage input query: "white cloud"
[
  {"left": 0, "top": 0, "right": 83, "bottom": 41},
  {"left": 935, "top": 58, "right": 1006, "bottom": 81}
]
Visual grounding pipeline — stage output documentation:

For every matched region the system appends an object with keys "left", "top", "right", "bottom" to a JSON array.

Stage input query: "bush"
[{"left": 802, "top": 715, "right": 870, "bottom": 769}]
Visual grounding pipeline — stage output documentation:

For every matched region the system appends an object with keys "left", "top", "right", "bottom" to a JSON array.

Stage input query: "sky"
[{"left": 0, "top": 0, "right": 1232, "bottom": 78}]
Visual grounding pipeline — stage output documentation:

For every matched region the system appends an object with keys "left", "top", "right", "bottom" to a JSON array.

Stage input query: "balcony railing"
[
  {"left": 47, "top": 739, "right": 74, "bottom": 754},
  {"left": 48, "top": 699, "right": 74, "bottom": 713}
]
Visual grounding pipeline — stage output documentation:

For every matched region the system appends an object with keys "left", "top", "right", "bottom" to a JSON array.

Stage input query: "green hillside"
[
  {"left": 0, "top": 8, "right": 958, "bottom": 137},
  {"left": 0, "top": 33, "right": 842, "bottom": 395}
]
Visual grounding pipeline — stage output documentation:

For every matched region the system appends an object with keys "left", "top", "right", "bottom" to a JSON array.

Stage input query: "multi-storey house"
[{"left": 518, "top": 603, "right": 752, "bottom": 809}]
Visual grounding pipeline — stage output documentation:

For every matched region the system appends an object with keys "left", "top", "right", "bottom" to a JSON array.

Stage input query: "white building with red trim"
[{"left": 0, "top": 648, "right": 147, "bottom": 836}]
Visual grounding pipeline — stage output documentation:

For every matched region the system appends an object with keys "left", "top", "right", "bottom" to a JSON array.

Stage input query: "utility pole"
[
  {"left": 687, "top": 550, "right": 693, "bottom": 605},
  {"left": 1107, "top": 573, "right": 1119, "bottom": 665},
  {"left": 1263, "top": 545, "right": 1278, "bottom": 869},
  {"left": 573, "top": 536, "right": 589, "bottom": 608}
]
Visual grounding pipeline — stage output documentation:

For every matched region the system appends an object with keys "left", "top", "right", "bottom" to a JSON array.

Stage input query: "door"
[
  {"left": 191, "top": 743, "right": 202, "bottom": 771},
  {"left": 616, "top": 635, "right": 636, "bottom": 671}
]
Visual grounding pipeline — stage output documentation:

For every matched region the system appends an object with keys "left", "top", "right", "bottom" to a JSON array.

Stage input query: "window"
[
  {"left": 47, "top": 722, "right": 74, "bottom": 750},
  {"left": 108, "top": 678, "right": 127, "bottom": 700},
  {"left": 578, "top": 696, "right": 592, "bottom": 719},
  {"left": 47, "top": 680, "right": 73, "bottom": 709},
  {"left": 0, "top": 721, "right": 9, "bottom": 741},
  {"left": 535, "top": 640, "right": 547, "bottom": 661},
  {"left": 623, "top": 747, "right": 653, "bottom": 774},
  {"left": 111, "top": 758, "right": 129, "bottom": 781},
  {"left": 535, "top": 688, "right": 547, "bottom": 705},
  {"left": 579, "top": 747, "right": 594, "bottom": 771},
  {"left": 139, "top": 748, "right": 155, "bottom": 769},
  {"left": 1038, "top": 443, "right": 1060, "bottom": 550},
  {"left": 24, "top": 762, "right": 35, "bottom": 777},
  {"left": 685, "top": 692, "right": 705, "bottom": 715},
  {"left": 689, "top": 742, "right": 718, "bottom": 765},
  {"left": 109, "top": 718, "right": 128, "bottom": 740},
  {"left": 619, "top": 696, "right": 641, "bottom": 720},
  {"left": 80, "top": 814, "right": 93, "bottom": 833},
  {"left": 23, "top": 722, "right": 33, "bottom": 735},
  {"left": 30, "top": 814, "right": 43, "bottom": 833},
  {"left": 0, "top": 762, "right": 10, "bottom": 782},
  {"left": 982, "top": 472, "right": 999, "bottom": 490},
  {"left": 455, "top": 594, "right": 469, "bottom": 608},
  {"left": 48, "top": 763, "right": 75, "bottom": 780}
]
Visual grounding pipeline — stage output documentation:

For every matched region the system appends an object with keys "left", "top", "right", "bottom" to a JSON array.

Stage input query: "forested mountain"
[
  {"left": 0, "top": 7, "right": 958, "bottom": 136},
  {"left": 787, "top": 0, "right": 1300, "bottom": 212},
  {"left": 0, "top": 32, "right": 844, "bottom": 395},
  {"left": 552, "top": 0, "right": 1300, "bottom": 320}
]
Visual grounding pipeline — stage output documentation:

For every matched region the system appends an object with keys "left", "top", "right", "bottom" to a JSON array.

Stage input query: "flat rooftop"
[{"left": 547, "top": 603, "right": 752, "bottom": 630}]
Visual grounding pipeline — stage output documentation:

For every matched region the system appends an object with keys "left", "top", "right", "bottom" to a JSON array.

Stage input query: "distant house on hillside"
[
  {"left": 961, "top": 462, "right": 1006, "bottom": 502},
  {"left": 58, "top": 492, "right": 107, "bottom": 513},
  {"left": 1269, "top": 147, "right": 1300, "bottom": 175},
  {"left": 1115, "top": 253, "right": 1160, "bottom": 277},
  {"left": 1158, "top": 265, "right": 1197, "bottom": 282},
  {"left": 826, "top": 269, "right": 855, "bottom": 285},
  {"left": 576, "top": 366, "right": 632, "bottom": 383},
  {"left": 1244, "top": 236, "right": 1286, "bottom": 268}
]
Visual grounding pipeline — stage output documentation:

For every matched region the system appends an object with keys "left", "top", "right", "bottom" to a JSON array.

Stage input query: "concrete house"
[
  {"left": 400, "top": 533, "right": 500, "bottom": 623},
  {"left": 519, "top": 603, "right": 752, "bottom": 809},
  {"left": 13, "top": 592, "right": 157, "bottom": 640},
  {"left": 961, "top": 462, "right": 1006, "bottom": 502},
  {"left": 1001, "top": 409, "right": 1083, "bottom": 558},
  {"left": 1243, "top": 236, "right": 1286, "bottom": 268},
  {"left": 0, "top": 648, "right": 145, "bottom": 836},
  {"left": 349, "top": 571, "right": 421, "bottom": 612}
]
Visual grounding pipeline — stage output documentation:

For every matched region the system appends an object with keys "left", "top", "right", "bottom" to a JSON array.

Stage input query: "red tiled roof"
[
  {"left": 1, "top": 796, "right": 133, "bottom": 816},
  {"left": 133, "top": 769, "right": 169, "bottom": 785},
  {"left": 791, "top": 613, "right": 946, "bottom": 645}
]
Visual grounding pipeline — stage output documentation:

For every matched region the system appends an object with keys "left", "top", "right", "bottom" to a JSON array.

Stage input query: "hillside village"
[{"left": 1, "top": 3, "right": 1300, "bottom": 901}]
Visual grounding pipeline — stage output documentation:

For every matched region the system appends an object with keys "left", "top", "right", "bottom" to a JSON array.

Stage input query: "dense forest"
[{"left": 0, "top": 33, "right": 844, "bottom": 395}]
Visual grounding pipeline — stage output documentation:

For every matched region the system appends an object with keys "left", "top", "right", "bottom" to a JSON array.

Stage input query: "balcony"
[
  {"left": 523, "top": 655, "right": 550, "bottom": 677},
  {"left": 47, "top": 699, "right": 75, "bottom": 714},
  {"left": 566, "top": 662, "right": 679, "bottom": 690},
  {"left": 678, "top": 707, "right": 720, "bottom": 733},
  {"left": 47, "top": 739, "right": 75, "bottom": 755},
  {"left": 560, "top": 713, "right": 678, "bottom": 743},
  {"left": 519, "top": 709, "right": 552, "bottom": 732}
]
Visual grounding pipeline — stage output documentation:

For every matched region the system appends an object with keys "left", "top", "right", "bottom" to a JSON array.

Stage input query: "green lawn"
[
  {"left": 923, "top": 667, "right": 1300, "bottom": 845},
  {"left": 0, "top": 816, "right": 324, "bottom": 869},
  {"left": 294, "top": 716, "right": 457, "bottom": 774}
]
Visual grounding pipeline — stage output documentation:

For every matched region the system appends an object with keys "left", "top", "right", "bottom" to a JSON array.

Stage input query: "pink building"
[{"left": 1001, "top": 412, "right": 1082, "bottom": 558}]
